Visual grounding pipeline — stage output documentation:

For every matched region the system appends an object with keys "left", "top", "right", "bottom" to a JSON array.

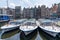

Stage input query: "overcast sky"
[{"left": 0, "top": 0, "right": 60, "bottom": 9}]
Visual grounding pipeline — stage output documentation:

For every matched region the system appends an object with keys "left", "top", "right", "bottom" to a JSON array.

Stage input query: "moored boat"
[
  {"left": 0, "top": 14, "right": 13, "bottom": 22},
  {"left": 20, "top": 19, "right": 38, "bottom": 35},
  {"left": 38, "top": 19, "right": 60, "bottom": 37},
  {"left": 1, "top": 19, "right": 27, "bottom": 32}
]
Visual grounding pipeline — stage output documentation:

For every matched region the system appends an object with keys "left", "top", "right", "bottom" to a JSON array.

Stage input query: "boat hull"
[
  {"left": 2, "top": 26, "right": 19, "bottom": 33},
  {"left": 20, "top": 28, "right": 38, "bottom": 36},
  {"left": 39, "top": 26, "right": 59, "bottom": 37},
  {"left": 0, "top": 20, "right": 9, "bottom": 23},
  {"left": 20, "top": 29, "right": 37, "bottom": 40},
  {"left": 25, "top": 29, "right": 37, "bottom": 35}
]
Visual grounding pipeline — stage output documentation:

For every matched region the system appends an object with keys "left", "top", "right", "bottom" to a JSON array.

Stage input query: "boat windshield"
[
  {"left": 9, "top": 22, "right": 22, "bottom": 25},
  {"left": 41, "top": 22, "right": 54, "bottom": 26},
  {"left": 22, "top": 22, "right": 37, "bottom": 26}
]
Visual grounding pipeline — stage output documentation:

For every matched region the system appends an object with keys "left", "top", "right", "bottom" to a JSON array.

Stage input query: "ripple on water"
[{"left": 1, "top": 33, "right": 20, "bottom": 40}]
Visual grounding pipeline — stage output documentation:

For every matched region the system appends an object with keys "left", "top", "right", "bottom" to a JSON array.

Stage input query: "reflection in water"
[
  {"left": 35, "top": 32, "right": 43, "bottom": 40},
  {"left": 20, "top": 31, "right": 28, "bottom": 40},
  {"left": 3, "top": 33, "right": 20, "bottom": 40},
  {"left": 26, "top": 29, "right": 37, "bottom": 40},
  {"left": 39, "top": 28, "right": 56, "bottom": 40},
  {"left": 0, "top": 31, "right": 2, "bottom": 38},
  {"left": 1, "top": 29, "right": 20, "bottom": 39},
  {"left": 0, "top": 22, "right": 60, "bottom": 40},
  {"left": 39, "top": 29, "right": 48, "bottom": 40},
  {"left": 20, "top": 29, "right": 38, "bottom": 40},
  {"left": 0, "top": 28, "right": 60, "bottom": 40},
  {"left": 0, "top": 22, "right": 7, "bottom": 39},
  {"left": 30, "top": 31, "right": 38, "bottom": 40}
]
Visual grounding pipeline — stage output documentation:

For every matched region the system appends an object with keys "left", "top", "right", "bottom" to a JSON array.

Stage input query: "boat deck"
[
  {"left": 20, "top": 26, "right": 37, "bottom": 31},
  {"left": 20, "top": 20, "right": 38, "bottom": 31},
  {"left": 37, "top": 19, "right": 60, "bottom": 32},
  {"left": 1, "top": 24, "right": 18, "bottom": 29},
  {"left": 41, "top": 25, "right": 60, "bottom": 32}
]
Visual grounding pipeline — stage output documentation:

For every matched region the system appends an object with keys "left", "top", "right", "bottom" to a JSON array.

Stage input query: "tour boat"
[
  {"left": 1, "top": 19, "right": 27, "bottom": 32},
  {"left": 20, "top": 19, "right": 38, "bottom": 35},
  {"left": 0, "top": 14, "right": 13, "bottom": 22},
  {"left": 38, "top": 19, "right": 60, "bottom": 37}
]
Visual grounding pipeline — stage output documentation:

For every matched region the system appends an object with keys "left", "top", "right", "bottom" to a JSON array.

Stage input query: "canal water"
[{"left": 0, "top": 22, "right": 60, "bottom": 40}]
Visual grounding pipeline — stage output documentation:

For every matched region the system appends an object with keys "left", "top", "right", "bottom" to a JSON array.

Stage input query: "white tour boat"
[
  {"left": 20, "top": 19, "right": 38, "bottom": 35},
  {"left": 38, "top": 19, "right": 60, "bottom": 37},
  {"left": 0, "top": 14, "right": 13, "bottom": 22},
  {"left": 1, "top": 19, "right": 27, "bottom": 32}
]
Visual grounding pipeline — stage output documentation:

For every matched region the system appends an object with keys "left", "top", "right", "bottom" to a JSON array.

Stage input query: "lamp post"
[{"left": 7, "top": 0, "right": 8, "bottom": 8}]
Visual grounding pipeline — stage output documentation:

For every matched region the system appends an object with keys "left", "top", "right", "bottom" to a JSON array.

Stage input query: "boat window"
[
  {"left": 9, "top": 22, "right": 21, "bottom": 25},
  {"left": 10, "top": 22, "right": 16, "bottom": 25},
  {"left": 41, "top": 22, "right": 53, "bottom": 26},
  {"left": 16, "top": 22, "right": 22, "bottom": 24},
  {"left": 23, "top": 22, "right": 37, "bottom": 26}
]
